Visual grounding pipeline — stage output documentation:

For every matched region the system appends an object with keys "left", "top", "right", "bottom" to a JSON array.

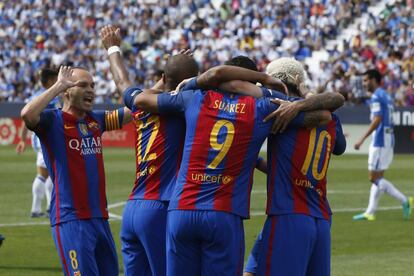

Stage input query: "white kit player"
[
  {"left": 16, "top": 69, "right": 59, "bottom": 218},
  {"left": 353, "top": 69, "right": 412, "bottom": 221}
]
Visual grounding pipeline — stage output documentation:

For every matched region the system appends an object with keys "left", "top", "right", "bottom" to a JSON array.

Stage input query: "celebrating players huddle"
[{"left": 21, "top": 25, "right": 347, "bottom": 276}]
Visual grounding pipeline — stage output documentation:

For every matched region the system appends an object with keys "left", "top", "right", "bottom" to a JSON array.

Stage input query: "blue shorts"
[
  {"left": 51, "top": 218, "right": 118, "bottom": 276},
  {"left": 252, "top": 214, "right": 331, "bottom": 276},
  {"left": 245, "top": 230, "right": 263, "bottom": 273},
  {"left": 166, "top": 210, "right": 245, "bottom": 276},
  {"left": 121, "top": 199, "right": 168, "bottom": 276}
]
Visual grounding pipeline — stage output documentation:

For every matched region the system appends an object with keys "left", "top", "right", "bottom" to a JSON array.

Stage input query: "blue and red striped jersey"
[
  {"left": 34, "top": 108, "right": 124, "bottom": 226},
  {"left": 124, "top": 86, "right": 185, "bottom": 201},
  {"left": 157, "top": 89, "right": 305, "bottom": 218},
  {"left": 266, "top": 113, "right": 346, "bottom": 220}
]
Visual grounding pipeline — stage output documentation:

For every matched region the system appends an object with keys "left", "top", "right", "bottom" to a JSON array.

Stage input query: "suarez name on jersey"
[{"left": 157, "top": 89, "right": 305, "bottom": 218}]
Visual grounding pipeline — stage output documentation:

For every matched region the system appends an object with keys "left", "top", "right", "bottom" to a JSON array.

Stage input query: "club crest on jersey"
[
  {"left": 222, "top": 175, "right": 233, "bottom": 184},
  {"left": 79, "top": 123, "right": 89, "bottom": 136},
  {"left": 137, "top": 165, "right": 157, "bottom": 178},
  {"left": 87, "top": 121, "right": 99, "bottom": 131}
]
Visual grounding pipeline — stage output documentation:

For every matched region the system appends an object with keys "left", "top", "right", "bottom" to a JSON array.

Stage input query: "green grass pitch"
[{"left": 0, "top": 145, "right": 413, "bottom": 275}]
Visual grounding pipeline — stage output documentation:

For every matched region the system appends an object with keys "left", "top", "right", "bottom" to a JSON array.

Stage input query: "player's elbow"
[
  {"left": 133, "top": 91, "right": 156, "bottom": 112},
  {"left": 133, "top": 93, "right": 147, "bottom": 109},
  {"left": 333, "top": 135, "right": 347, "bottom": 155},
  {"left": 329, "top": 93, "right": 345, "bottom": 111},
  {"left": 204, "top": 66, "right": 225, "bottom": 87},
  {"left": 20, "top": 105, "right": 38, "bottom": 129}
]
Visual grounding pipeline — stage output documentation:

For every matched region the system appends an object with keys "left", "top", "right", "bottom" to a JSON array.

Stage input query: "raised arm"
[
  {"left": 21, "top": 66, "right": 80, "bottom": 129},
  {"left": 100, "top": 25, "right": 132, "bottom": 93}
]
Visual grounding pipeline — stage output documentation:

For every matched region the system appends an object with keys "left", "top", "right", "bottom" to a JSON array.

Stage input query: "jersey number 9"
[{"left": 207, "top": 120, "right": 235, "bottom": 169}]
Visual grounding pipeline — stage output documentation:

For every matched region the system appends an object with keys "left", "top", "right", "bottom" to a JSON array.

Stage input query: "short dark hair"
[
  {"left": 363, "top": 69, "right": 382, "bottom": 84},
  {"left": 40, "top": 68, "right": 58, "bottom": 88},
  {"left": 164, "top": 54, "right": 199, "bottom": 89},
  {"left": 225, "top": 56, "right": 258, "bottom": 71}
]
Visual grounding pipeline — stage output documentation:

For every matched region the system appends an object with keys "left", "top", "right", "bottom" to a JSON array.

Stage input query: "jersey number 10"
[{"left": 301, "top": 128, "right": 332, "bottom": 181}]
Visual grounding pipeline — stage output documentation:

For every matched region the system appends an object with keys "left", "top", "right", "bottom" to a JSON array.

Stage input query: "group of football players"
[{"left": 20, "top": 24, "right": 355, "bottom": 276}]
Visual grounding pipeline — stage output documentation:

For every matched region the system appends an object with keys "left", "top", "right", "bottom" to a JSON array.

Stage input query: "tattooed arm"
[
  {"left": 292, "top": 92, "right": 345, "bottom": 112},
  {"left": 195, "top": 65, "right": 288, "bottom": 96}
]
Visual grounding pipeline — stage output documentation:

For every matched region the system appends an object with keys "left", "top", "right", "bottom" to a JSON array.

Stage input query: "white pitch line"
[
  {"left": 250, "top": 205, "right": 403, "bottom": 216},
  {"left": 251, "top": 190, "right": 367, "bottom": 195},
  {"left": 251, "top": 190, "right": 414, "bottom": 195},
  {"left": 108, "top": 201, "right": 126, "bottom": 208},
  {"left": 0, "top": 201, "right": 126, "bottom": 228},
  {"left": 0, "top": 201, "right": 408, "bottom": 228},
  {"left": 0, "top": 221, "right": 50, "bottom": 227},
  {"left": 108, "top": 212, "right": 123, "bottom": 220}
]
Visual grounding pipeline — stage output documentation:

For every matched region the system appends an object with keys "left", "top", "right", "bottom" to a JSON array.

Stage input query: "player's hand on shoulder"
[
  {"left": 15, "top": 141, "right": 26, "bottom": 154},
  {"left": 174, "top": 77, "right": 196, "bottom": 94},
  {"left": 99, "top": 25, "right": 121, "bottom": 49},
  {"left": 265, "top": 99, "right": 300, "bottom": 134}
]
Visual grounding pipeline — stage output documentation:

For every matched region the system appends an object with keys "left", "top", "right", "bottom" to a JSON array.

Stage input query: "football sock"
[
  {"left": 45, "top": 177, "right": 53, "bottom": 210},
  {"left": 378, "top": 178, "right": 408, "bottom": 204},
  {"left": 31, "top": 175, "right": 46, "bottom": 213},
  {"left": 365, "top": 183, "right": 383, "bottom": 215}
]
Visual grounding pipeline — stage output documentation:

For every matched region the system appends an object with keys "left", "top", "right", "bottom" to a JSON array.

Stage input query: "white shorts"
[
  {"left": 36, "top": 150, "right": 46, "bottom": 168},
  {"left": 368, "top": 145, "right": 393, "bottom": 171}
]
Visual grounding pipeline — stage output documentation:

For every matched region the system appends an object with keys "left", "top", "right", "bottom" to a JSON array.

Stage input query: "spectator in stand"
[{"left": 2, "top": 0, "right": 413, "bottom": 106}]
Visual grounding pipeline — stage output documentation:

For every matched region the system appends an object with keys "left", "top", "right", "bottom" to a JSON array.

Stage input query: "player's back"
[
  {"left": 124, "top": 86, "right": 185, "bottom": 201},
  {"left": 169, "top": 90, "right": 274, "bottom": 218},
  {"left": 266, "top": 114, "right": 344, "bottom": 220}
]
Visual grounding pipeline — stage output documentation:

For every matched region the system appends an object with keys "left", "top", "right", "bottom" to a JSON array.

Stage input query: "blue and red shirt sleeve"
[
  {"left": 157, "top": 90, "right": 194, "bottom": 114},
  {"left": 32, "top": 109, "right": 57, "bottom": 134},
  {"left": 93, "top": 108, "right": 125, "bottom": 132},
  {"left": 123, "top": 86, "right": 143, "bottom": 111},
  {"left": 332, "top": 113, "right": 346, "bottom": 155}
]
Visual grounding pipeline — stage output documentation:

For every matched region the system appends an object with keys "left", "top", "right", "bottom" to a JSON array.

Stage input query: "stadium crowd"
[{"left": 0, "top": 0, "right": 413, "bottom": 106}]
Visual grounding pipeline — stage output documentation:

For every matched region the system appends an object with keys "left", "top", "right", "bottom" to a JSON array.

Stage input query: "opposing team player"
[
  {"left": 243, "top": 57, "right": 346, "bottom": 276},
  {"left": 129, "top": 62, "right": 342, "bottom": 275},
  {"left": 16, "top": 68, "right": 58, "bottom": 217},
  {"left": 100, "top": 25, "right": 198, "bottom": 276},
  {"left": 21, "top": 66, "right": 132, "bottom": 276},
  {"left": 353, "top": 69, "right": 412, "bottom": 221}
]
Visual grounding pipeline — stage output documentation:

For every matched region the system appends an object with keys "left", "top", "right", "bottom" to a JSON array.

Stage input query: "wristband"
[{"left": 108, "top": 46, "right": 121, "bottom": 56}]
